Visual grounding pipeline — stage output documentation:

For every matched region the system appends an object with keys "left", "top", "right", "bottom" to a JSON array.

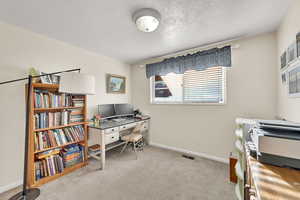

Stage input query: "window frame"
[{"left": 150, "top": 67, "right": 227, "bottom": 105}]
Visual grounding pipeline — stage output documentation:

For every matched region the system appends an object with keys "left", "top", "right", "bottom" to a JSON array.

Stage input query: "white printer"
[{"left": 250, "top": 120, "right": 300, "bottom": 169}]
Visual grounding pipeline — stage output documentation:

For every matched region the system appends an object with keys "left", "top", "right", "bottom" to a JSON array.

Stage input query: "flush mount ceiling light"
[{"left": 132, "top": 8, "right": 161, "bottom": 32}]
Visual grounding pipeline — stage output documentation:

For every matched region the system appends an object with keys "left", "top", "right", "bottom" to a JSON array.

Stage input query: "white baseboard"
[
  {"left": 0, "top": 180, "right": 22, "bottom": 194},
  {"left": 150, "top": 142, "right": 228, "bottom": 164}
]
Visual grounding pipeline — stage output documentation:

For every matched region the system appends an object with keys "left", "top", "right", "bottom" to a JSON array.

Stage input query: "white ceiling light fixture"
[{"left": 133, "top": 8, "right": 161, "bottom": 33}]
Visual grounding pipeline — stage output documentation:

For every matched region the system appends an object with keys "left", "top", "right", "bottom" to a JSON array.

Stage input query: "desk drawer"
[
  {"left": 105, "top": 132, "right": 119, "bottom": 145},
  {"left": 104, "top": 127, "right": 119, "bottom": 134},
  {"left": 119, "top": 123, "right": 137, "bottom": 131}
]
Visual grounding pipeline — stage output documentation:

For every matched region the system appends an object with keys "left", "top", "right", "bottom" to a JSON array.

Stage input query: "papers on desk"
[
  {"left": 112, "top": 118, "right": 127, "bottom": 122},
  {"left": 135, "top": 115, "right": 150, "bottom": 120}
]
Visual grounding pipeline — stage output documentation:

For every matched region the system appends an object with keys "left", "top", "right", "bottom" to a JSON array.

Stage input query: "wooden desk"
[
  {"left": 245, "top": 147, "right": 300, "bottom": 200},
  {"left": 88, "top": 117, "right": 150, "bottom": 170}
]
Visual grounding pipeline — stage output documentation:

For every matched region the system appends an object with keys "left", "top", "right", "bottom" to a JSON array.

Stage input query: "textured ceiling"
[{"left": 0, "top": 0, "right": 292, "bottom": 64}]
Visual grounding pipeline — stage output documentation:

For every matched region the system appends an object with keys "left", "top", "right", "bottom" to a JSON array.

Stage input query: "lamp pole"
[{"left": 9, "top": 75, "right": 40, "bottom": 200}]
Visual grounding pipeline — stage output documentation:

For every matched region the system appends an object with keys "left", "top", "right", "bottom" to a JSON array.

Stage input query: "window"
[{"left": 150, "top": 66, "right": 226, "bottom": 104}]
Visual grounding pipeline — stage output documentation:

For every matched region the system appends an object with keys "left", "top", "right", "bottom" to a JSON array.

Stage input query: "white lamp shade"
[{"left": 59, "top": 73, "right": 95, "bottom": 95}]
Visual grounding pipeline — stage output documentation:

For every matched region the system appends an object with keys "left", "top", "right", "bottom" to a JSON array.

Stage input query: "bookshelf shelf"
[
  {"left": 32, "top": 83, "right": 59, "bottom": 89},
  {"left": 34, "top": 106, "right": 83, "bottom": 112},
  {"left": 70, "top": 110, "right": 84, "bottom": 115},
  {"left": 36, "top": 149, "right": 60, "bottom": 159},
  {"left": 32, "top": 162, "right": 87, "bottom": 187},
  {"left": 26, "top": 83, "right": 88, "bottom": 188},
  {"left": 33, "top": 122, "right": 88, "bottom": 132},
  {"left": 34, "top": 140, "right": 85, "bottom": 154}
]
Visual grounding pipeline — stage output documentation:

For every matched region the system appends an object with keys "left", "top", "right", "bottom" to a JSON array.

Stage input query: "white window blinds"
[
  {"left": 151, "top": 66, "right": 226, "bottom": 104},
  {"left": 183, "top": 66, "right": 225, "bottom": 103}
]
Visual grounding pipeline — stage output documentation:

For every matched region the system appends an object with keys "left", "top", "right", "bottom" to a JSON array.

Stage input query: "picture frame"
[
  {"left": 40, "top": 72, "right": 52, "bottom": 84},
  {"left": 280, "top": 51, "right": 287, "bottom": 69},
  {"left": 281, "top": 73, "right": 286, "bottom": 84},
  {"left": 50, "top": 75, "right": 60, "bottom": 84},
  {"left": 287, "top": 42, "right": 297, "bottom": 64},
  {"left": 297, "top": 32, "right": 300, "bottom": 57},
  {"left": 287, "top": 64, "right": 300, "bottom": 97},
  {"left": 106, "top": 74, "right": 126, "bottom": 94}
]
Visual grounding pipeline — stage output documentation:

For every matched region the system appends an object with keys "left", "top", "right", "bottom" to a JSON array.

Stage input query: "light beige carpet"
[{"left": 0, "top": 146, "right": 234, "bottom": 200}]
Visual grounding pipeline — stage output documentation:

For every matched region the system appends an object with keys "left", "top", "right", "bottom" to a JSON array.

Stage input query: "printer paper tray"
[
  {"left": 258, "top": 135, "right": 300, "bottom": 159},
  {"left": 258, "top": 153, "right": 300, "bottom": 170}
]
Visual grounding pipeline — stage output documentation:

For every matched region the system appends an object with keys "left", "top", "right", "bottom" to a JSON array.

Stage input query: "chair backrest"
[{"left": 132, "top": 121, "right": 145, "bottom": 134}]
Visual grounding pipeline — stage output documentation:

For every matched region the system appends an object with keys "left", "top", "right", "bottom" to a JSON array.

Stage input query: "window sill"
[
  {"left": 150, "top": 102, "right": 226, "bottom": 106},
  {"left": 288, "top": 93, "right": 300, "bottom": 98}
]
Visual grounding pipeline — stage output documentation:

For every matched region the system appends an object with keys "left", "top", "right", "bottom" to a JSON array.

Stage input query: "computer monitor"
[
  {"left": 114, "top": 104, "right": 134, "bottom": 117},
  {"left": 98, "top": 104, "right": 115, "bottom": 119}
]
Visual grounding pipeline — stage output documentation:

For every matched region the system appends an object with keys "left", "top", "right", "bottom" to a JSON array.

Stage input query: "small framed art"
[
  {"left": 281, "top": 51, "right": 287, "bottom": 69},
  {"left": 106, "top": 74, "right": 126, "bottom": 94},
  {"left": 287, "top": 43, "right": 297, "bottom": 64},
  {"left": 288, "top": 64, "right": 300, "bottom": 97},
  {"left": 40, "top": 72, "right": 52, "bottom": 84}
]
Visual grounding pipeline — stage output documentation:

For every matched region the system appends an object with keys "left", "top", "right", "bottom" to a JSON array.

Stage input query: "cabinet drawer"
[
  {"left": 105, "top": 131, "right": 119, "bottom": 145},
  {"left": 119, "top": 123, "right": 137, "bottom": 131},
  {"left": 104, "top": 127, "right": 119, "bottom": 134}
]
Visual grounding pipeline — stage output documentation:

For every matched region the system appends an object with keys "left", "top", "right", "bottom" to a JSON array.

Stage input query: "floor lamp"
[{"left": 0, "top": 68, "right": 95, "bottom": 200}]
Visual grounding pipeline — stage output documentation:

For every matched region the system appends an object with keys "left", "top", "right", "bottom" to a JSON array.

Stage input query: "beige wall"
[
  {"left": 0, "top": 21, "right": 131, "bottom": 191},
  {"left": 277, "top": 0, "right": 300, "bottom": 122},
  {"left": 131, "top": 33, "right": 278, "bottom": 162}
]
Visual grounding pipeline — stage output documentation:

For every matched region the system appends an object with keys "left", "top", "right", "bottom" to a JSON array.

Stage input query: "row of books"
[
  {"left": 35, "top": 144, "right": 84, "bottom": 181},
  {"left": 35, "top": 111, "right": 70, "bottom": 129},
  {"left": 34, "top": 90, "right": 73, "bottom": 108},
  {"left": 35, "top": 154, "right": 64, "bottom": 181},
  {"left": 34, "top": 125, "right": 85, "bottom": 151},
  {"left": 72, "top": 98, "right": 84, "bottom": 107},
  {"left": 70, "top": 114, "right": 84, "bottom": 123},
  {"left": 69, "top": 108, "right": 84, "bottom": 123},
  {"left": 62, "top": 145, "right": 85, "bottom": 168}
]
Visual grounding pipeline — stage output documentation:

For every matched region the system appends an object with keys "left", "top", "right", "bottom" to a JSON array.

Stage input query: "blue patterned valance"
[{"left": 146, "top": 46, "right": 231, "bottom": 78}]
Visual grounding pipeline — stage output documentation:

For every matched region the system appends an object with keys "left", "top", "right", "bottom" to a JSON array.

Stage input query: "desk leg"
[{"left": 100, "top": 131, "right": 105, "bottom": 170}]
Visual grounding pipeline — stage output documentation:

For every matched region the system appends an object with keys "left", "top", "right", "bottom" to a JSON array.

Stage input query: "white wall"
[
  {"left": 0, "top": 21, "right": 131, "bottom": 191},
  {"left": 131, "top": 33, "right": 278, "bottom": 162},
  {"left": 277, "top": 0, "right": 300, "bottom": 122}
]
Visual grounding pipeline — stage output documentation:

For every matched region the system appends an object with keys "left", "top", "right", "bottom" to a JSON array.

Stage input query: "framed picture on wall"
[
  {"left": 288, "top": 64, "right": 300, "bottom": 97},
  {"left": 297, "top": 32, "right": 300, "bottom": 57},
  {"left": 281, "top": 51, "right": 287, "bottom": 69},
  {"left": 40, "top": 72, "right": 52, "bottom": 84},
  {"left": 106, "top": 74, "right": 126, "bottom": 94},
  {"left": 287, "top": 42, "right": 297, "bottom": 64},
  {"left": 50, "top": 75, "right": 60, "bottom": 84},
  {"left": 281, "top": 73, "right": 286, "bottom": 84}
]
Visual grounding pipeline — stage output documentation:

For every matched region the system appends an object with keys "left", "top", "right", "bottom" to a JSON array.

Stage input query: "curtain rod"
[
  {"left": 134, "top": 37, "right": 242, "bottom": 66},
  {"left": 0, "top": 68, "right": 81, "bottom": 85}
]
